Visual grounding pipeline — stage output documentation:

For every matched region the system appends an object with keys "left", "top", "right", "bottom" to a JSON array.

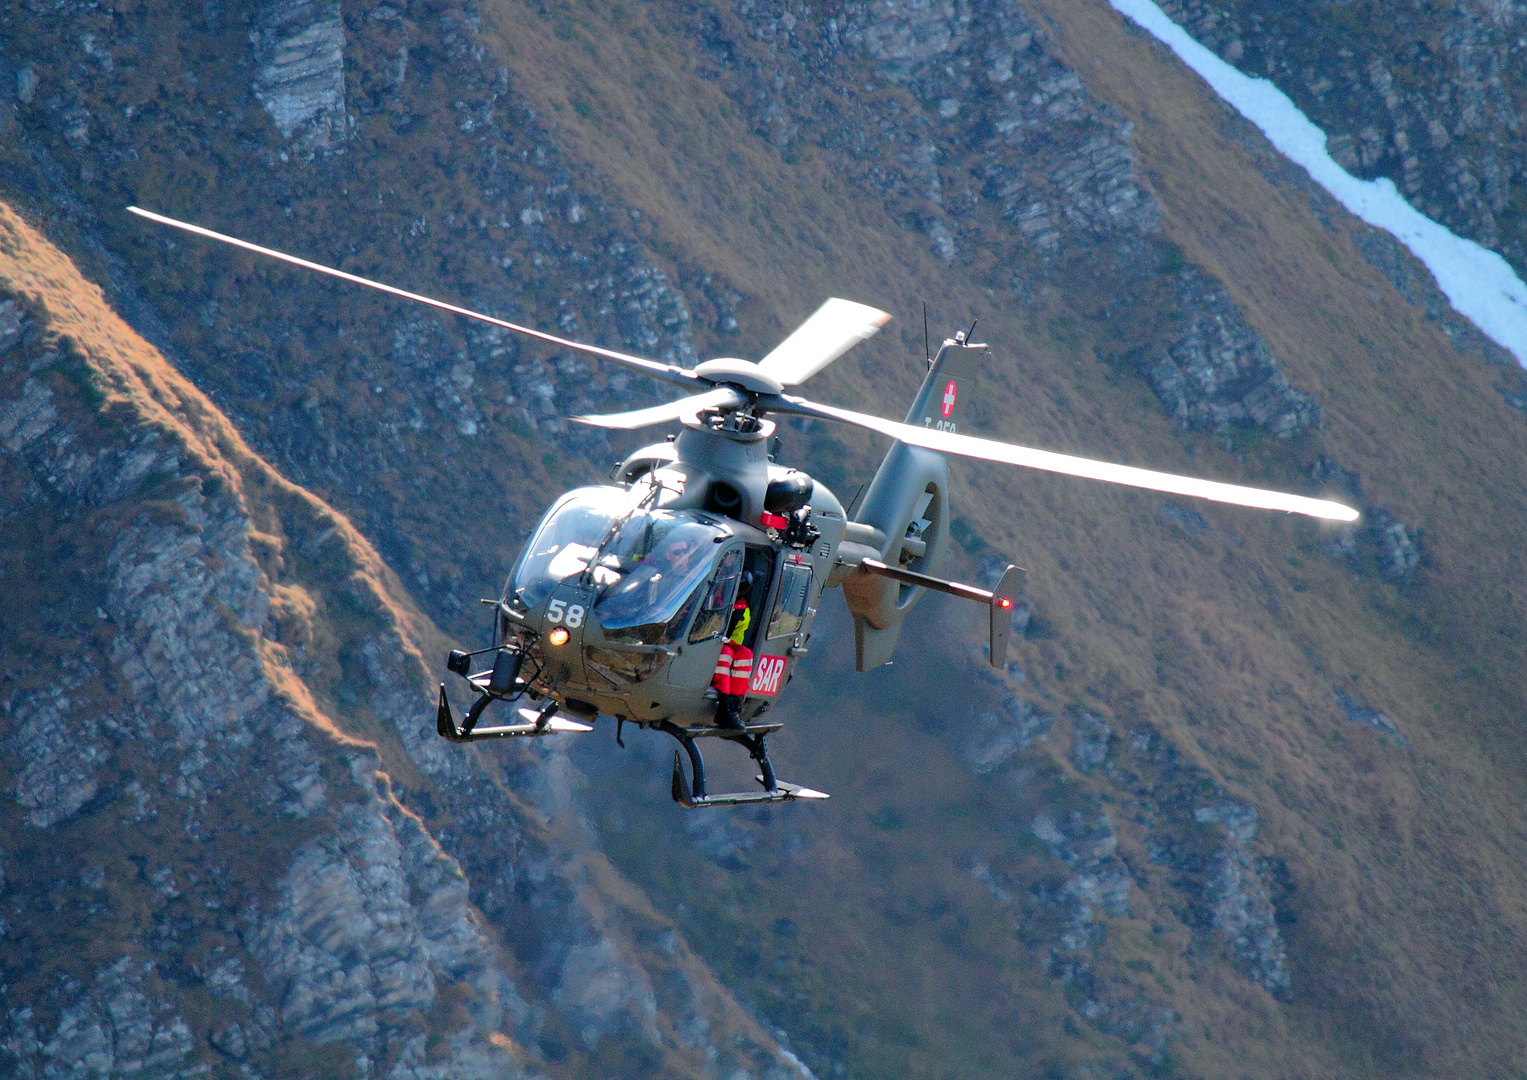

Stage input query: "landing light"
[{"left": 548, "top": 627, "right": 570, "bottom": 646}]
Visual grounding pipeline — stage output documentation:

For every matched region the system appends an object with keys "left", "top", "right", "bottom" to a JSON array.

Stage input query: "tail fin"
[
  {"left": 904, "top": 335, "right": 985, "bottom": 432},
  {"left": 842, "top": 335, "right": 988, "bottom": 670}
]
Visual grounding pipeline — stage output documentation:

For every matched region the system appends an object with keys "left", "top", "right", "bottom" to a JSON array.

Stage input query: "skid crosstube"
[{"left": 437, "top": 683, "right": 824, "bottom": 808}]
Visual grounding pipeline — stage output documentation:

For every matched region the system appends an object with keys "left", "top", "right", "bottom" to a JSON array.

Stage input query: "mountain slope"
[
  {"left": 0, "top": 199, "right": 809, "bottom": 1080},
  {"left": 2, "top": 0, "right": 1526, "bottom": 1077}
]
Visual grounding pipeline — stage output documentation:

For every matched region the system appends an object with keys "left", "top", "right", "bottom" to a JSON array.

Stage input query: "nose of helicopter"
[{"left": 537, "top": 583, "right": 593, "bottom": 682}]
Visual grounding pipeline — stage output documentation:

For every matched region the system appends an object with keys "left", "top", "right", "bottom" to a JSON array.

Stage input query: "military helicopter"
[{"left": 128, "top": 206, "right": 1359, "bottom": 808}]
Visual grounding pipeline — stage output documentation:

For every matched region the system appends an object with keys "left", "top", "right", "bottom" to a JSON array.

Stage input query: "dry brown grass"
[
  {"left": 7, "top": 0, "right": 1527, "bottom": 1069},
  {"left": 457, "top": 0, "right": 1527, "bottom": 1074}
]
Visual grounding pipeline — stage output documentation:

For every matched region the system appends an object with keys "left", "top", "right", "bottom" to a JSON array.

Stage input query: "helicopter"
[{"left": 128, "top": 206, "right": 1359, "bottom": 809}]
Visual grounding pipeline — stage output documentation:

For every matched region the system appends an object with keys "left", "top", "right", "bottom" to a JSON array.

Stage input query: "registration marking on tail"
[{"left": 750, "top": 655, "right": 788, "bottom": 695}]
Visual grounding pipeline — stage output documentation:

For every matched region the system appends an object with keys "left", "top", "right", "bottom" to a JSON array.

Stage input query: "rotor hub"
[{"left": 692, "top": 358, "right": 784, "bottom": 395}]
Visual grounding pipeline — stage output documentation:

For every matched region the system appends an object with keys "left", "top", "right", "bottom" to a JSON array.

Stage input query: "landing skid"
[
  {"left": 659, "top": 720, "right": 828, "bottom": 809},
  {"left": 436, "top": 685, "right": 593, "bottom": 743}
]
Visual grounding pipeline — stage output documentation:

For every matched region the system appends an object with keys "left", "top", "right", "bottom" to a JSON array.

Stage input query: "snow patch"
[{"left": 1111, "top": 0, "right": 1527, "bottom": 369}]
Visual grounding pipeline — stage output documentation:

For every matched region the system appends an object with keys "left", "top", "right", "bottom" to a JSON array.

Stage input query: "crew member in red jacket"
[{"left": 712, "top": 581, "right": 754, "bottom": 729}]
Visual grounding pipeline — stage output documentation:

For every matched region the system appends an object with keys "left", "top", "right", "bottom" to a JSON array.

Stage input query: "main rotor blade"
[
  {"left": 126, "top": 206, "right": 702, "bottom": 392},
  {"left": 757, "top": 298, "right": 892, "bottom": 387},
  {"left": 571, "top": 387, "right": 747, "bottom": 429},
  {"left": 772, "top": 396, "right": 1360, "bottom": 522}
]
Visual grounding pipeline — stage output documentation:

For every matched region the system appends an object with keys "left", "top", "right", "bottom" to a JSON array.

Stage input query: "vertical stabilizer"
[
  {"left": 905, "top": 337, "right": 985, "bottom": 431},
  {"left": 841, "top": 337, "right": 988, "bottom": 670}
]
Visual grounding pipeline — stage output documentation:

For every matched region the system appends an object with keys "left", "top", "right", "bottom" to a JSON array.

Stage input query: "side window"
[
  {"left": 688, "top": 548, "right": 743, "bottom": 643},
  {"left": 767, "top": 563, "right": 814, "bottom": 639}
]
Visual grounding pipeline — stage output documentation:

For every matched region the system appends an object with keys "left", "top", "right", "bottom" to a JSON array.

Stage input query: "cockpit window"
[
  {"left": 595, "top": 520, "right": 725, "bottom": 642},
  {"left": 767, "top": 562, "right": 814, "bottom": 639},
  {"left": 507, "top": 487, "right": 630, "bottom": 612},
  {"left": 507, "top": 488, "right": 732, "bottom": 643},
  {"left": 688, "top": 548, "right": 743, "bottom": 643}
]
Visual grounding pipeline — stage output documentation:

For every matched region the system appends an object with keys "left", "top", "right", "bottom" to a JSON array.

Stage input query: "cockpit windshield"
[
  {"left": 506, "top": 487, "right": 630, "bottom": 612},
  {"left": 594, "top": 518, "right": 724, "bottom": 638},
  {"left": 507, "top": 488, "right": 730, "bottom": 644}
]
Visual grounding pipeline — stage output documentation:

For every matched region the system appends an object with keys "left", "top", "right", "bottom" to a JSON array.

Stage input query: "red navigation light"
[{"left": 997, "top": 597, "right": 1013, "bottom": 609}]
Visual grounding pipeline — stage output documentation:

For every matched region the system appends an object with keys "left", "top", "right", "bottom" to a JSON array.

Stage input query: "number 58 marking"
[{"left": 546, "top": 599, "right": 585, "bottom": 628}]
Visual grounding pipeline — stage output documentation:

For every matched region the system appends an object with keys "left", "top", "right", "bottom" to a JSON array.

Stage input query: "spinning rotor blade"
[
  {"left": 757, "top": 298, "right": 892, "bottom": 387},
  {"left": 774, "top": 397, "right": 1360, "bottom": 522},
  {"left": 571, "top": 387, "right": 747, "bottom": 429},
  {"left": 126, "top": 206, "right": 702, "bottom": 391}
]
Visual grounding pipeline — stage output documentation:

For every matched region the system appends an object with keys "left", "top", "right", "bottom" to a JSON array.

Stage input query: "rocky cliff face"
[
  {"left": 1156, "top": 0, "right": 1527, "bottom": 274},
  {"left": 0, "top": 208, "right": 809, "bottom": 1080},
  {"left": 3, "top": 0, "right": 1527, "bottom": 1077}
]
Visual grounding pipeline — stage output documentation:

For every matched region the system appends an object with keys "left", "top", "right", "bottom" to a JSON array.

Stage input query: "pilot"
[{"left": 711, "top": 576, "right": 754, "bottom": 729}]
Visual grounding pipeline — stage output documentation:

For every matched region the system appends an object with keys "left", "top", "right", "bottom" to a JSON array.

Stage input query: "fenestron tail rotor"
[{"left": 128, "top": 205, "right": 1358, "bottom": 524}]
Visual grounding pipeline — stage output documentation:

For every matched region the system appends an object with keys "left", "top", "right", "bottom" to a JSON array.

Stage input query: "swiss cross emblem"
[
  {"left": 750, "top": 655, "right": 788, "bottom": 696},
  {"left": 941, "top": 380, "right": 957, "bottom": 418}
]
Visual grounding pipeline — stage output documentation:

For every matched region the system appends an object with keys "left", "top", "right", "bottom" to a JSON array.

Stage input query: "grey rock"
[
  {"left": 1368, "top": 508, "right": 1420, "bottom": 580},
  {"left": 0, "top": 378, "right": 58, "bottom": 453},
  {"left": 0, "top": 298, "right": 29, "bottom": 354},
  {"left": 6, "top": 687, "right": 109, "bottom": 828},
  {"left": 1337, "top": 691, "right": 1408, "bottom": 746},
  {"left": 551, "top": 934, "right": 661, "bottom": 1049},
  {"left": 1034, "top": 810, "right": 1119, "bottom": 870},
  {"left": 250, "top": 799, "right": 439, "bottom": 1043},
  {"left": 1203, "top": 848, "right": 1289, "bottom": 993},
  {"left": 1158, "top": 0, "right": 1527, "bottom": 281},
  {"left": 1194, "top": 801, "right": 1258, "bottom": 846},
  {"left": 4, "top": 958, "right": 202, "bottom": 1079},
  {"left": 202, "top": 954, "right": 254, "bottom": 1005},
  {"left": 252, "top": 0, "right": 348, "bottom": 149},
  {"left": 848, "top": 0, "right": 970, "bottom": 78},
  {"left": 1070, "top": 711, "right": 1113, "bottom": 771},
  {"left": 1034, "top": 812, "right": 1131, "bottom": 973},
  {"left": 1145, "top": 270, "right": 1321, "bottom": 439},
  {"left": 16, "top": 66, "right": 37, "bottom": 105},
  {"left": 965, "top": 695, "right": 1054, "bottom": 773},
  {"left": 1158, "top": 502, "right": 1210, "bottom": 537},
  {"left": 687, "top": 809, "right": 754, "bottom": 870}
]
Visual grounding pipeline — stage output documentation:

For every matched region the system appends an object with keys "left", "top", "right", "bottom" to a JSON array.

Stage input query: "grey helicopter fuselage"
[
  {"left": 127, "top": 206, "right": 1358, "bottom": 807},
  {"left": 497, "top": 412, "right": 850, "bottom": 730},
  {"left": 487, "top": 339, "right": 994, "bottom": 736}
]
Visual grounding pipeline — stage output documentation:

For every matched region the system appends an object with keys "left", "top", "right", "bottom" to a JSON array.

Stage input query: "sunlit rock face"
[{"left": 0, "top": 267, "right": 803, "bottom": 1080}]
